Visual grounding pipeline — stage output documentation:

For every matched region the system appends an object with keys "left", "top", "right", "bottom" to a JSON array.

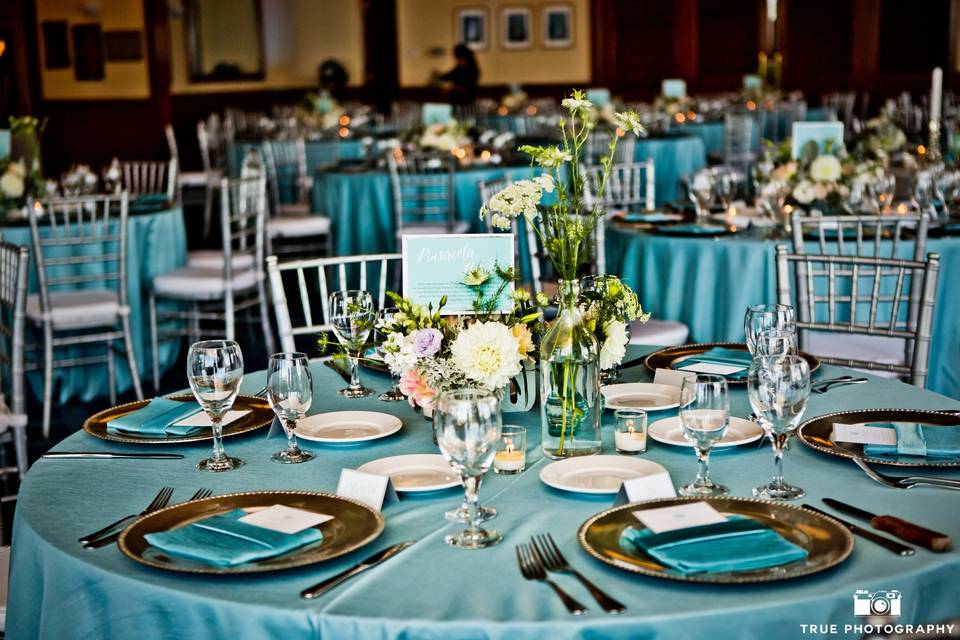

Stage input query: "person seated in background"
[{"left": 436, "top": 44, "right": 480, "bottom": 105}]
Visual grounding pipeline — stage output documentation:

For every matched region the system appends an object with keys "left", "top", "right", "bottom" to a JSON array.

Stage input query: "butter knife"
[
  {"left": 41, "top": 452, "right": 185, "bottom": 460},
  {"left": 323, "top": 359, "right": 353, "bottom": 385},
  {"left": 301, "top": 540, "right": 415, "bottom": 599},
  {"left": 803, "top": 504, "right": 916, "bottom": 556},
  {"left": 822, "top": 498, "right": 952, "bottom": 552}
]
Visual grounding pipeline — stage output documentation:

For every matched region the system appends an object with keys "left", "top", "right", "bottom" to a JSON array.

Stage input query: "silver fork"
[
  {"left": 78, "top": 486, "right": 174, "bottom": 546},
  {"left": 853, "top": 457, "right": 960, "bottom": 491},
  {"left": 532, "top": 534, "right": 625, "bottom": 614},
  {"left": 516, "top": 543, "right": 587, "bottom": 615},
  {"left": 84, "top": 488, "right": 212, "bottom": 549}
]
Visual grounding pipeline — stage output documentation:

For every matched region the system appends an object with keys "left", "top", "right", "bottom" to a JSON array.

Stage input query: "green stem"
[{"left": 557, "top": 358, "right": 570, "bottom": 455}]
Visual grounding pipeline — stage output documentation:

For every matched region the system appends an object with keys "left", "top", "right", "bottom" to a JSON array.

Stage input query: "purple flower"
[{"left": 411, "top": 328, "right": 443, "bottom": 357}]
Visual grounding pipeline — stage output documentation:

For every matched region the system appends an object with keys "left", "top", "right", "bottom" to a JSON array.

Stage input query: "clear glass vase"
[{"left": 540, "top": 279, "right": 602, "bottom": 458}]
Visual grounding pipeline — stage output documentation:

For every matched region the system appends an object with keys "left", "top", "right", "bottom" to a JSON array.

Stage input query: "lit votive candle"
[
  {"left": 494, "top": 425, "right": 526, "bottom": 474},
  {"left": 614, "top": 409, "right": 648, "bottom": 454}
]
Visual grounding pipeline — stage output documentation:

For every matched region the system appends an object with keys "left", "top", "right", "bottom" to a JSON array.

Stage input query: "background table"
[
  {"left": 9, "top": 345, "right": 960, "bottom": 639},
  {"left": 606, "top": 225, "right": 960, "bottom": 400},
  {"left": 1, "top": 207, "right": 187, "bottom": 403}
]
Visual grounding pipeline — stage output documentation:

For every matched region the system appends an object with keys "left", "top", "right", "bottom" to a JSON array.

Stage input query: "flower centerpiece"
[
  {"left": 1, "top": 116, "right": 48, "bottom": 216},
  {"left": 479, "top": 90, "right": 648, "bottom": 458},
  {"left": 418, "top": 120, "right": 472, "bottom": 157},
  {"left": 582, "top": 275, "right": 650, "bottom": 383}
]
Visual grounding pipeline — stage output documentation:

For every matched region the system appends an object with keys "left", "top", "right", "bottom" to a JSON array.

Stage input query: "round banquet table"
[
  {"left": 606, "top": 225, "right": 960, "bottom": 401},
  {"left": 0, "top": 206, "right": 187, "bottom": 403},
  {"left": 9, "top": 344, "right": 960, "bottom": 639}
]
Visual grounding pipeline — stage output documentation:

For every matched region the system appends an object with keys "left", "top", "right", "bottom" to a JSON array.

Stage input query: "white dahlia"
[{"left": 450, "top": 321, "right": 523, "bottom": 390}]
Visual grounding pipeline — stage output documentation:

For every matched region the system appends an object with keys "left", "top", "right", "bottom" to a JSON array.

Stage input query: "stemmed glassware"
[
  {"left": 689, "top": 169, "right": 715, "bottom": 222},
  {"left": 754, "top": 328, "right": 798, "bottom": 357},
  {"left": 329, "top": 290, "right": 375, "bottom": 398},
  {"left": 187, "top": 340, "right": 245, "bottom": 472},
  {"left": 376, "top": 307, "right": 405, "bottom": 402},
  {"left": 744, "top": 303, "right": 795, "bottom": 355},
  {"left": 678, "top": 375, "right": 730, "bottom": 497},
  {"left": 747, "top": 355, "right": 811, "bottom": 500},
  {"left": 434, "top": 388, "right": 503, "bottom": 549},
  {"left": 266, "top": 352, "right": 315, "bottom": 464},
  {"left": 713, "top": 168, "right": 741, "bottom": 213}
]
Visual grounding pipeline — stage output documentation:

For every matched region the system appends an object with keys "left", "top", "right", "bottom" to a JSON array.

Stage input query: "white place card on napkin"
[
  {"left": 831, "top": 423, "right": 897, "bottom": 446},
  {"left": 337, "top": 468, "right": 399, "bottom": 512},
  {"left": 613, "top": 471, "right": 676, "bottom": 506},
  {"left": 653, "top": 368, "right": 696, "bottom": 388},
  {"left": 175, "top": 409, "right": 250, "bottom": 428},
  {"left": 633, "top": 501, "right": 727, "bottom": 534},
  {"left": 239, "top": 505, "right": 334, "bottom": 534},
  {"left": 678, "top": 362, "right": 745, "bottom": 376}
]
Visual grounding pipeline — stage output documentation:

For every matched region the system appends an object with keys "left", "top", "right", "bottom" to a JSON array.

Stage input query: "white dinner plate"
[
  {"left": 601, "top": 383, "right": 684, "bottom": 411},
  {"left": 539, "top": 456, "right": 668, "bottom": 495},
  {"left": 648, "top": 416, "right": 765, "bottom": 448},
  {"left": 295, "top": 411, "right": 402, "bottom": 443},
  {"left": 357, "top": 454, "right": 460, "bottom": 493}
]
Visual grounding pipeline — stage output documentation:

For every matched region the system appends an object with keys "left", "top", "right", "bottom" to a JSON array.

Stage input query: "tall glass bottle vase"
[{"left": 540, "top": 279, "right": 601, "bottom": 458}]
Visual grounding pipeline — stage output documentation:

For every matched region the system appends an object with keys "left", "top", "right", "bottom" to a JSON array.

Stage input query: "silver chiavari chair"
[
  {"left": 767, "top": 100, "right": 808, "bottom": 142},
  {"left": 0, "top": 239, "right": 29, "bottom": 479},
  {"left": 261, "top": 142, "right": 333, "bottom": 257},
  {"left": 582, "top": 161, "right": 655, "bottom": 213},
  {"left": 148, "top": 174, "right": 275, "bottom": 390},
  {"left": 775, "top": 245, "right": 941, "bottom": 388},
  {"left": 387, "top": 152, "right": 467, "bottom": 245},
  {"left": 821, "top": 92, "right": 856, "bottom": 129},
  {"left": 117, "top": 159, "right": 178, "bottom": 202},
  {"left": 723, "top": 112, "right": 761, "bottom": 169},
  {"left": 478, "top": 174, "right": 542, "bottom": 295},
  {"left": 584, "top": 131, "right": 636, "bottom": 166},
  {"left": 27, "top": 194, "right": 144, "bottom": 435},
  {"left": 266, "top": 253, "right": 401, "bottom": 354}
]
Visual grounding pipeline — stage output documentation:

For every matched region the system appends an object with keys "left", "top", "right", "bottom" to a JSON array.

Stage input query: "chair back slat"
[
  {"left": 387, "top": 152, "right": 456, "bottom": 238},
  {"left": 219, "top": 174, "right": 267, "bottom": 286},
  {"left": 581, "top": 161, "right": 655, "bottom": 212}
]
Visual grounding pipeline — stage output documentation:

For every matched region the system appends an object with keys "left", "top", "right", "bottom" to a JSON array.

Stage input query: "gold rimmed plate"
[
  {"left": 578, "top": 496, "right": 853, "bottom": 584},
  {"left": 798, "top": 408, "right": 960, "bottom": 467},
  {"left": 118, "top": 490, "right": 384, "bottom": 575},
  {"left": 83, "top": 395, "right": 274, "bottom": 445},
  {"left": 643, "top": 342, "right": 820, "bottom": 383}
]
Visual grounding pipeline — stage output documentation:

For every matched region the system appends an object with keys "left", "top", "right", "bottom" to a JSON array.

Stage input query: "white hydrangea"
[
  {"left": 382, "top": 333, "right": 418, "bottom": 375},
  {"left": 809, "top": 155, "right": 842, "bottom": 182},
  {"left": 561, "top": 97, "right": 593, "bottom": 111},
  {"left": 480, "top": 176, "right": 553, "bottom": 228},
  {"left": 599, "top": 321, "right": 629, "bottom": 370}
]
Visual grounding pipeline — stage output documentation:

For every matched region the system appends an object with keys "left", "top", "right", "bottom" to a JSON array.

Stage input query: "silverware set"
[
  {"left": 811, "top": 376, "right": 868, "bottom": 394},
  {"left": 80, "top": 487, "right": 213, "bottom": 549},
  {"left": 852, "top": 457, "right": 960, "bottom": 491},
  {"left": 516, "top": 533, "right": 625, "bottom": 615}
]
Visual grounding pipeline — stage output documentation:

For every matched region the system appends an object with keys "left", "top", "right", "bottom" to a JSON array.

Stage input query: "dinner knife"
[
  {"left": 301, "top": 540, "right": 415, "bottom": 599},
  {"left": 41, "top": 452, "right": 185, "bottom": 460},
  {"left": 616, "top": 356, "right": 647, "bottom": 371},
  {"left": 803, "top": 504, "right": 916, "bottom": 556},
  {"left": 323, "top": 359, "right": 353, "bottom": 385},
  {"left": 822, "top": 499, "right": 952, "bottom": 552}
]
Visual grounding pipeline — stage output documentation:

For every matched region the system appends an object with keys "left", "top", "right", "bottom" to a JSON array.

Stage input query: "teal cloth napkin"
[
  {"left": 678, "top": 348, "right": 752, "bottom": 379},
  {"left": 106, "top": 398, "right": 205, "bottom": 437},
  {"left": 863, "top": 422, "right": 960, "bottom": 460},
  {"left": 622, "top": 212, "right": 680, "bottom": 223},
  {"left": 660, "top": 223, "right": 726, "bottom": 235},
  {"left": 619, "top": 515, "right": 808, "bottom": 575},
  {"left": 144, "top": 509, "right": 324, "bottom": 567}
]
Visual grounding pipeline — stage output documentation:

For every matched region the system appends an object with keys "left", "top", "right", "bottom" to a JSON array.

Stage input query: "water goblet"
[
  {"left": 753, "top": 328, "right": 798, "bottom": 358},
  {"left": 376, "top": 307, "right": 405, "bottom": 402},
  {"left": 744, "top": 303, "right": 795, "bottom": 355},
  {"left": 678, "top": 375, "right": 729, "bottom": 497},
  {"left": 329, "top": 290, "right": 375, "bottom": 398},
  {"left": 748, "top": 355, "right": 811, "bottom": 500},
  {"left": 188, "top": 340, "right": 245, "bottom": 472},
  {"left": 266, "top": 352, "right": 315, "bottom": 464},
  {"left": 689, "top": 169, "right": 715, "bottom": 222},
  {"left": 434, "top": 388, "right": 503, "bottom": 549}
]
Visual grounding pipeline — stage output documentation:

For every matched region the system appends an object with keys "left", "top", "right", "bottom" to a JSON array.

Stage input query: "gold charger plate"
[
  {"left": 578, "top": 496, "right": 853, "bottom": 584},
  {"left": 118, "top": 490, "right": 385, "bottom": 575},
  {"left": 643, "top": 342, "right": 820, "bottom": 382},
  {"left": 83, "top": 395, "right": 273, "bottom": 445},
  {"left": 797, "top": 408, "right": 960, "bottom": 468}
]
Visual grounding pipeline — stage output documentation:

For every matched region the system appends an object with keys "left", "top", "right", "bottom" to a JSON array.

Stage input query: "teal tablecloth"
[
  {"left": 633, "top": 135, "right": 706, "bottom": 205},
  {"left": 0, "top": 208, "right": 187, "bottom": 402},
  {"left": 229, "top": 140, "right": 366, "bottom": 177},
  {"left": 606, "top": 225, "right": 960, "bottom": 399},
  {"left": 9, "top": 346, "right": 960, "bottom": 638}
]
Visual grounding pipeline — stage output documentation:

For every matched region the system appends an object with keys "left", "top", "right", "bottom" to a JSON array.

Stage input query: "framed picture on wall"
[
  {"left": 541, "top": 5, "right": 574, "bottom": 48},
  {"left": 456, "top": 8, "right": 489, "bottom": 51},
  {"left": 500, "top": 7, "right": 532, "bottom": 50}
]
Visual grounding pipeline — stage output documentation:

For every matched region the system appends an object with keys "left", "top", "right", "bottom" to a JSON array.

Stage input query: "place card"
[
  {"left": 742, "top": 74, "right": 762, "bottom": 90},
  {"left": 678, "top": 362, "right": 746, "bottom": 376},
  {"left": 613, "top": 471, "right": 676, "bottom": 506},
  {"left": 634, "top": 501, "right": 727, "bottom": 534},
  {"left": 661, "top": 78, "right": 687, "bottom": 98},
  {"left": 239, "top": 504, "right": 334, "bottom": 535},
  {"left": 791, "top": 121, "right": 845, "bottom": 159},
  {"left": 0, "top": 130, "right": 9, "bottom": 160},
  {"left": 422, "top": 102, "right": 454, "bottom": 125},
  {"left": 175, "top": 409, "right": 249, "bottom": 428},
  {"left": 336, "top": 468, "right": 399, "bottom": 512},
  {"left": 586, "top": 87, "right": 611, "bottom": 107},
  {"left": 402, "top": 234, "right": 514, "bottom": 315},
  {"left": 653, "top": 368, "right": 696, "bottom": 388},
  {"left": 831, "top": 423, "right": 897, "bottom": 446}
]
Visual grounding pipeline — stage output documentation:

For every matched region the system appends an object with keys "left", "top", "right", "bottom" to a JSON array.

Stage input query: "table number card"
[
  {"left": 742, "top": 74, "right": 762, "bottom": 91},
  {"left": 661, "top": 79, "right": 687, "bottom": 98},
  {"left": 337, "top": 468, "right": 399, "bottom": 512},
  {"left": 791, "top": 122, "right": 844, "bottom": 159},
  {"left": 633, "top": 501, "right": 727, "bottom": 534},
  {"left": 422, "top": 102, "right": 454, "bottom": 125},
  {"left": 0, "top": 130, "right": 9, "bottom": 161},
  {"left": 613, "top": 471, "right": 677, "bottom": 507},
  {"left": 586, "top": 88, "right": 611, "bottom": 108},
  {"left": 402, "top": 234, "right": 514, "bottom": 315},
  {"left": 239, "top": 505, "right": 334, "bottom": 534}
]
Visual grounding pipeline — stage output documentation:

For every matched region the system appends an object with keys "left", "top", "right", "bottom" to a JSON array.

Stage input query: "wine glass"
[
  {"left": 871, "top": 172, "right": 896, "bottom": 213},
  {"left": 747, "top": 355, "right": 811, "bottom": 500},
  {"left": 329, "top": 290, "right": 375, "bottom": 398},
  {"left": 434, "top": 388, "right": 502, "bottom": 549},
  {"left": 689, "top": 169, "right": 715, "bottom": 222},
  {"left": 753, "top": 328, "right": 798, "bottom": 357},
  {"left": 266, "top": 352, "right": 315, "bottom": 464},
  {"left": 188, "top": 340, "right": 245, "bottom": 472},
  {"left": 678, "top": 375, "right": 729, "bottom": 497},
  {"left": 713, "top": 168, "right": 741, "bottom": 212},
  {"left": 744, "top": 303, "right": 795, "bottom": 355},
  {"left": 376, "top": 307, "right": 405, "bottom": 402}
]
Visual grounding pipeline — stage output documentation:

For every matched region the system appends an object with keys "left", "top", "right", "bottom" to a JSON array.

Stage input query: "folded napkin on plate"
[
  {"left": 863, "top": 422, "right": 960, "bottom": 460},
  {"left": 144, "top": 508, "right": 323, "bottom": 567},
  {"left": 622, "top": 212, "right": 680, "bottom": 223},
  {"left": 107, "top": 398, "right": 205, "bottom": 437},
  {"left": 679, "top": 348, "right": 752, "bottom": 379},
  {"left": 619, "top": 515, "right": 808, "bottom": 575}
]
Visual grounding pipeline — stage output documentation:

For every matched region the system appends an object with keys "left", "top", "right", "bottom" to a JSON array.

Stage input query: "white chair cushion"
[
  {"left": 152, "top": 266, "right": 259, "bottom": 301},
  {"left": 180, "top": 169, "right": 222, "bottom": 187},
  {"left": 187, "top": 250, "right": 256, "bottom": 270},
  {"left": 279, "top": 203, "right": 312, "bottom": 217},
  {"left": 269, "top": 215, "right": 331, "bottom": 238},
  {"left": 806, "top": 331, "right": 905, "bottom": 378},
  {"left": 629, "top": 319, "right": 690, "bottom": 346},
  {"left": 26, "top": 290, "right": 121, "bottom": 330}
]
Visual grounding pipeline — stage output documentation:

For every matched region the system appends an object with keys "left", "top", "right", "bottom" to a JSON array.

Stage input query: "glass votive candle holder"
[
  {"left": 614, "top": 409, "right": 647, "bottom": 454},
  {"left": 493, "top": 425, "right": 526, "bottom": 474}
]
